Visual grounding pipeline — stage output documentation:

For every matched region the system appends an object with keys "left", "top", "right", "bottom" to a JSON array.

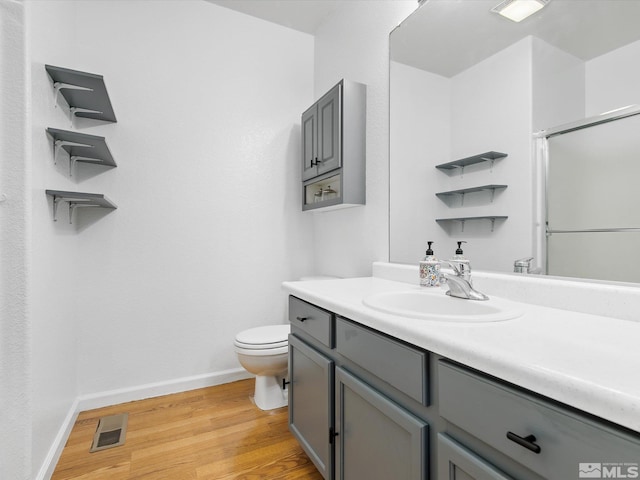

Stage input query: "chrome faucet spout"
[
  {"left": 514, "top": 257, "right": 541, "bottom": 274},
  {"left": 442, "top": 261, "right": 489, "bottom": 301}
]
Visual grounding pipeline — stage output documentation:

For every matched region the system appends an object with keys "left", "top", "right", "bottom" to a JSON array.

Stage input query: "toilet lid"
[{"left": 234, "top": 325, "right": 290, "bottom": 348}]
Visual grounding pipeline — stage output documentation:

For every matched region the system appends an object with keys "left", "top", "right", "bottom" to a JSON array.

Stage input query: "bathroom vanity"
[{"left": 284, "top": 265, "right": 640, "bottom": 480}]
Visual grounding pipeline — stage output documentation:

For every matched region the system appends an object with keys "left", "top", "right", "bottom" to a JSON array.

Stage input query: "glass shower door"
[{"left": 546, "top": 110, "right": 640, "bottom": 283}]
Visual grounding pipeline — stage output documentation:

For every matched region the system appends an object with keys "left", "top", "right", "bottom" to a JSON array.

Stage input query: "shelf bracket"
[
  {"left": 68, "top": 202, "right": 100, "bottom": 224},
  {"left": 54, "top": 139, "right": 93, "bottom": 166},
  {"left": 69, "top": 157, "right": 78, "bottom": 177},
  {"left": 51, "top": 195, "right": 62, "bottom": 222},
  {"left": 70, "top": 106, "right": 103, "bottom": 117},
  {"left": 69, "top": 155, "right": 102, "bottom": 177},
  {"left": 69, "top": 107, "right": 103, "bottom": 128},
  {"left": 490, "top": 217, "right": 496, "bottom": 232},
  {"left": 50, "top": 196, "right": 99, "bottom": 224},
  {"left": 461, "top": 219, "right": 466, "bottom": 232},
  {"left": 479, "top": 156, "right": 496, "bottom": 172},
  {"left": 53, "top": 82, "right": 93, "bottom": 108}
]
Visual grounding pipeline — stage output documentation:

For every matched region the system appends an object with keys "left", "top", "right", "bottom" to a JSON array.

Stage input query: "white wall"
[
  {"left": 28, "top": 2, "right": 82, "bottom": 475},
  {"left": 1, "top": 2, "right": 32, "bottom": 479},
  {"left": 311, "top": 0, "right": 417, "bottom": 278},
  {"left": 586, "top": 39, "right": 640, "bottom": 116},
  {"left": 532, "top": 37, "right": 585, "bottom": 131},
  {"left": 27, "top": 0, "right": 314, "bottom": 475}
]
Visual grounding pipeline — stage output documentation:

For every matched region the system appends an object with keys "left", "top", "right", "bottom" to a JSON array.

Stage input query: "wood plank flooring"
[{"left": 52, "top": 379, "right": 323, "bottom": 479}]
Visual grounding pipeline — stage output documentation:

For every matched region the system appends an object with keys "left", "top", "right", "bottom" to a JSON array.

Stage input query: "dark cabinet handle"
[
  {"left": 329, "top": 427, "right": 339, "bottom": 444},
  {"left": 282, "top": 379, "right": 290, "bottom": 390},
  {"left": 311, "top": 157, "right": 319, "bottom": 166},
  {"left": 296, "top": 316, "right": 308, "bottom": 322},
  {"left": 506, "top": 432, "right": 541, "bottom": 454}
]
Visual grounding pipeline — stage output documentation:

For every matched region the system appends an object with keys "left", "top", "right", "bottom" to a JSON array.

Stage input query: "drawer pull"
[
  {"left": 506, "top": 432, "right": 541, "bottom": 454},
  {"left": 296, "top": 316, "right": 308, "bottom": 322}
]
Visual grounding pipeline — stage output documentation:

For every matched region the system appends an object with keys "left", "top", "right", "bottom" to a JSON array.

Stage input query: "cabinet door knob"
[
  {"left": 296, "top": 316, "right": 308, "bottom": 322},
  {"left": 506, "top": 432, "right": 541, "bottom": 454}
]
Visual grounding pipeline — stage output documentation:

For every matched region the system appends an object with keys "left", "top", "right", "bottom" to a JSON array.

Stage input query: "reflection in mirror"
[
  {"left": 543, "top": 108, "right": 640, "bottom": 283},
  {"left": 389, "top": 0, "right": 640, "bottom": 283}
]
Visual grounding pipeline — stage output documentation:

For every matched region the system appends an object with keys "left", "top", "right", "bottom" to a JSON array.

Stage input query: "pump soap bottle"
[
  {"left": 419, "top": 241, "right": 441, "bottom": 287},
  {"left": 450, "top": 241, "right": 471, "bottom": 284}
]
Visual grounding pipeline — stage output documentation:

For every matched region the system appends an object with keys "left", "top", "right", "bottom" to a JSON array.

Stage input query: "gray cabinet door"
[
  {"left": 316, "top": 84, "right": 341, "bottom": 176},
  {"left": 438, "top": 434, "right": 514, "bottom": 480},
  {"left": 302, "top": 105, "right": 318, "bottom": 181},
  {"left": 335, "top": 366, "right": 428, "bottom": 480},
  {"left": 289, "top": 334, "right": 334, "bottom": 479}
]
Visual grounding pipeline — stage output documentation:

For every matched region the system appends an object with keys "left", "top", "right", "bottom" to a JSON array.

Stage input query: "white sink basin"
[{"left": 362, "top": 290, "right": 523, "bottom": 322}]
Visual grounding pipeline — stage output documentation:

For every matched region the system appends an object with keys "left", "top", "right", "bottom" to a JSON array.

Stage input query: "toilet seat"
[
  {"left": 234, "top": 344, "right": 288, "bottom": 356},
  {"left": 234, "top": 325, "right": 290, "bottom": 351}
]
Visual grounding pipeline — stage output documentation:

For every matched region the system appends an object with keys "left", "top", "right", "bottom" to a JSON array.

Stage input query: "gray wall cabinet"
[
  {"left": 287, "top": 295, "right": 640, "bottom": 480},
  {"left": 302, "top": 85, "right": 340, "bottom": 181},
  {"left": 301, "top": 80, "right": 366, "bottom": 211}
]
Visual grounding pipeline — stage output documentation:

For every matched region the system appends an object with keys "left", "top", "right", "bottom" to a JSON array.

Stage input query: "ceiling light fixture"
[{"left": 491, "top": 0, "right": 549, "bottom": 23}]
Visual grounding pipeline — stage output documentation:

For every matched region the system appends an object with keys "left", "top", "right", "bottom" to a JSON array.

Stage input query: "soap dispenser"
[
  {"left": 419, "top": 241, "right": 441, "bottom": 287},
  {"left": 450, "top": 241, "right": 471, "bottom": 284}
]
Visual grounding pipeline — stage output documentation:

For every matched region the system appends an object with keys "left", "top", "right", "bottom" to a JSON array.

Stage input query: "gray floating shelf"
[
  {"left": 435, "top": 184, "right": 507, "bottom": 197},
  {"left": 435, "top": 151, "right": 507, "bottom": 170},
  {"left": 47, "top": 128, "right": 116, "bottom": 176},
  {"left": 45, "top": 65, "right": 117, "bottom": 123},
  {"left": 436, "top": 215, "right": 507, "bottom": 232},
  {"left": 45, "top": 190, "right": 117, "bottom": 223}
]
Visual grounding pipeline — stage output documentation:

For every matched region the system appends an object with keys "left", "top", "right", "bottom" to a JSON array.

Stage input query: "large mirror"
[{"left": 389, "top": 0, "right": 640, "bottom": 283}]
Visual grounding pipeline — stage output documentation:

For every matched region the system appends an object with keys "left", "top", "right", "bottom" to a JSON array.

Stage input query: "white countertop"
[{"left": 283, "top": 268, "right": 640, "bottom": 433}]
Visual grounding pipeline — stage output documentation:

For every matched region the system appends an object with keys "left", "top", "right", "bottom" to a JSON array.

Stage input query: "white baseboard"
[
  {"left": 35, "top": 368, "right": 252, "bottom": 480},
  {"left": 76, "top": 367, "right": 252, "bottom": 412},
  {"left": 34, "top": 398, "right": 80, "bottom": 480}
]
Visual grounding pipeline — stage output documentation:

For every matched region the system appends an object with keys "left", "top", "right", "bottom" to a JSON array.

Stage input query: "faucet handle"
[
  {"left": 445, "top": 260, "right": 463, "bottom": 276},
  {"left": 514, "top": 257, "right": 534, "bottom": 273}
]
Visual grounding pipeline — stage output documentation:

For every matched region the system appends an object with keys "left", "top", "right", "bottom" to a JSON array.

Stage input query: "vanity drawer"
[
  {"left": 438, "top": 360, "right": 640, "bottom": 479},
  {"left": 336, "top": 317, "right": 428, "bottom": 405},
  {"left": 288, "top": 296, "right": 334, "bottom": 348}
]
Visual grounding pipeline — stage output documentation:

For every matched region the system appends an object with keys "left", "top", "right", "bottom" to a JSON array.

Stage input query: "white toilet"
[
  {"left": 234, "top": 324, "right": 291, "bottom": 410},
  {"left": 234, "top": 276, "right": 338, "bottom": 410}
]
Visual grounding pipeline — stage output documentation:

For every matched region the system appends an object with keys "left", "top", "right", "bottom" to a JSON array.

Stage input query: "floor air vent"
[{"left": 90, "top": 413, "right": 128, "bottom": 452}]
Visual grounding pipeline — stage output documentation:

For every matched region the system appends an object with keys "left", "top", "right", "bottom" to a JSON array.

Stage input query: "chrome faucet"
[
  {"left": 513, "top": 257, "right": 541, "bottom": 274},
  {"left": 442, "top": 261, "right": 489, "bottom": 301}
]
